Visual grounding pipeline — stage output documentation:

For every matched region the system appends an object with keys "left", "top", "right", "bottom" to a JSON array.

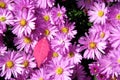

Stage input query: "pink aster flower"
[
  {"left": 89, "top": 24, "right": 110, "bottom": 41},
  {"left": 14, "top": 34, "right": 37, "bottom": 53},
  {"left": 0, "top": 51, "right": 23, "bottom": 79},
  {"left": 47, "top": 58, "right": 74, "bottom": 80},
  {"left": 65, "top": 44, "right": 82, "bottom": 65},
  {"left": 107, "top": 3, "right": 120, "bottom": 26},
  {"left": 39, "top": 9, "right": 54, "bottom": 24},
  {"left": 0, "top": 0, "right": 13, "bottom": 10},
  {"left": 41, "top": 23, "right": 58, "bottom": 40},
  {"left": 109, "top": 26, "right": 120, "bottom": 50},
  {"left": 48, "top": 48, "right": 63, "bottom": 60},
  {"left": 12, "top": 10, "right": 36, "bottom": 37},
  {"left": 59, "top": 21, "right": 77, "bottom": 39},
  {"left": 14, "top": 0, "right": 35, "bottom": 13},
  {"left": 51, "top": 5, "right": 67, "bottom": 24},
  {"left": 21, "top": 53, "right": 36, "bottom": 75},
  {"left": 76, "top": 0, "right": 94, "bottom": 9},
  {"left": 51, "top": 33, "right": 71, "bottom": 53},
  {"left": 0, "top": 9, "right": 14, "bottom": 33},
  {"left": 35, "top": 0, "right": 55, "bottom": 9},
  {"left": 79, "top": 33, "right": 106, "bottom": 59},
  {"left": 99, "top": 49, "right": 120, "bottom": 78},
  {"left": 0, "top": 45, "right": 7, "bottom": 55},
  {"left": 88, "top": 2, "right": 108, "bottom": 25},
  {"left": 30, "top": 68, "right": 49, "bottom": 80}
]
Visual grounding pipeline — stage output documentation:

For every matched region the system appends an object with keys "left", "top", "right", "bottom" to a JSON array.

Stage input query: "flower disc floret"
[
  {"left": 116, "top": 13, "right": 120, "bottom": 20},
  {"left": 89, "top": 42, "right": 96, "bottom": 49},
  {"left": 44, "top": 29, "right": 50, "bottom": 36},
  {"left": 6, "top": 60, "right": 14, "bottom": 68},
  {"left": 55, "top": 67, "right": 64, "bottom": 75},
  {"left": 0, "top": 1, "right": 6, "bottom": 8},
  {"left": 24, "top": 37, "right": 31, "bottom": 44},
  {"left": 68, "top": 52, "right": 74, "bottom": 58},
  {"left": 61, "top": 27, "right": 69, "bottom": 33},
  {"left": 57, "top": 12, "right": 62, "bottom": 17},
  {"left": 43, "top": 15, "right": 50, "bottom": 21},
  {"left": 20, "top": 19, "right": 27, "bottom": 26},
  {"left": 23, "top": 60, "right": 29, "bottom": 68},
  {"left": 39, "top": 77, "right": 44, "bottom": 80},
  {"left": 0, "top": 16, "right": 6, "bottom": 22},
  {"left": 52, "top": 52, "right": 59, "bottom": 58},
  {"left": 100, "top": 32, "right": 105, "bottom": 38},
  {"left": 98, "top": 10, "right": 104, "bottom": 17}
]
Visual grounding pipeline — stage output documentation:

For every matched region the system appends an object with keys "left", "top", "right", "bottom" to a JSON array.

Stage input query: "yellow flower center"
[
  {"left": 68, "top": 52, "right": 74, "bottom": 58},
  {"left": 55, "top": 67, "right": 63, "bottom": 75},
  {"left": 57, "top": 12, "right": 62, "bottom": 17},
  {"left": 43, "top": 15, "right": 50, "bottom": 21},
  {"left": 0, "top": 1, "right": 6, "bottom": 8},
  {"left": 98, "top": 10, "right": 104, "bottom": 17},
  {"left": 89, "top": 42, "right": 96, "bottom": 49},
  {"left": 61, "top": 27, "right": 69, "bottom": 34},
  {"left": 23, "top": 37, "right": 31, "bottom": 44},
  {"left": 44, "top": 29, "right": 50, "bottom": 36},
  {"left": 39, "top": 77, "right": 44, "bottom": 80},
  {"left": 6, "top": 60, "right": 14, "bottom": 68},
  {"left": 116, "top": 13, "right": 120, "bottom": 20},
  {"left": 20, "top": 19, "right": 27, "bottom": 26},
  {"left": 117, "top": 58, "right": 120, "bottom": 64},
  {"left": 52, "top": 52, "right": 59, "bottom": 58},
  {"left": 0, "top": 16, "right": 6, "bottom": 22},
  {"left": 23, "top": 60, "right": 29, "bottom": 68},
  {"left": 100, "top": 32, "right": 105, "bottom": 38}
]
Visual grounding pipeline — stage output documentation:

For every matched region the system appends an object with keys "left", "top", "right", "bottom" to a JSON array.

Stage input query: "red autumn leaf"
[{"left": 33, "top": 37, "right": 50, "bottom": 68}]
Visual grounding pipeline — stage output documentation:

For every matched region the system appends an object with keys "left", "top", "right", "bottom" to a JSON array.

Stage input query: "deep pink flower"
[{"left": 89, "top": 62, "right": 100, "bottom": 75}]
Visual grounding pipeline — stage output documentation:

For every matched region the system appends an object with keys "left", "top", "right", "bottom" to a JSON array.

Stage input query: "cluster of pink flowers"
[
  {"left": 76, "top": 0, "right": 120, "bottom": 80},
  {"left": 0, "top": 0, "right": 91, "bottom": 80}
]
